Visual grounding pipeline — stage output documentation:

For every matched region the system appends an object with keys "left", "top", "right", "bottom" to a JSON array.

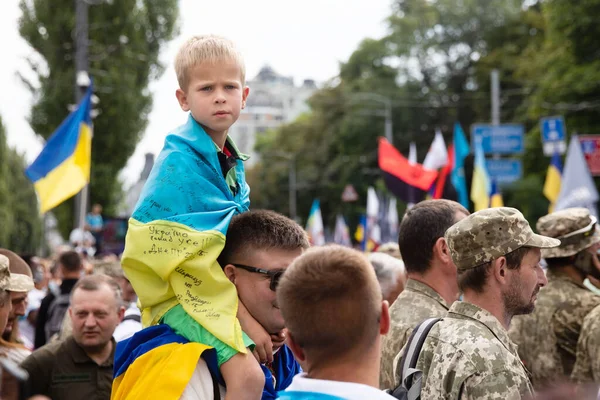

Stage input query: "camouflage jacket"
[
  {"left": 571, "top": 303, "right": 600, "bottom": 383},
  {"left": 417, "top": 302, "right": 533, "bottom": 400},
  {"left": 508, "top": 271, "right": 600, "bottom": 388},
  {"left": 379, "top": 279, "right": 449, "bottom": 390}
]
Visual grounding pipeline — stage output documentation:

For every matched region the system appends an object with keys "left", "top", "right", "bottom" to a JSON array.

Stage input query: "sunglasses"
[{"left": 231, "top": 264, "right": 284, "bottom": 291}]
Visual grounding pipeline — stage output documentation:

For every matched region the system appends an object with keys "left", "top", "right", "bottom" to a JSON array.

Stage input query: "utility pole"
[
  {"left": 73, "top": 0, "right": 90, "bottom": 230},
  {"left": 384, "top": 100, "right": 393, "bottom": 144},
  {"left": 491, "top": 69, "right": 500, "bottom": 126}
]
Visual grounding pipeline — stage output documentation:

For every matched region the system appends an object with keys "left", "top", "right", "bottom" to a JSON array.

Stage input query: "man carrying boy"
[
  {"left": 121, "top": 35, "right": 265, "bottom": 399},
  {"left": 113, "top": 210, "right": 308, "bottom": 400}
]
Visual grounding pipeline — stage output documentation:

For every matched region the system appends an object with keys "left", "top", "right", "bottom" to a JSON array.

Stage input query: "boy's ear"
[
  {"left": 223, "top": 264, "right": 237, "bottom": 284},
  {"left": 175, "top": 88, "right": 190, "bottom": 111},
  {"left": 286, "top": 331, "right": 306, "bottom": 362},
  {"left": 241, "top": 86, "right": 250, "bottom": 109}
]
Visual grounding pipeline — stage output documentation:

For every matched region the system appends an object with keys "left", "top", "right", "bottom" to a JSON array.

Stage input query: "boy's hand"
[
  {"left": 237, "top": 300, "right": 274, "bottom": 364},
  {"left": 270, "top": 328, "right": 287, "bottom": 350}
]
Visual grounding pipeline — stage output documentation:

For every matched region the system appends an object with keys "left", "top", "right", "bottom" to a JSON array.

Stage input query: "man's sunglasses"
[{"left": 231, "top": 264, "right": 284, "bottom": 291}]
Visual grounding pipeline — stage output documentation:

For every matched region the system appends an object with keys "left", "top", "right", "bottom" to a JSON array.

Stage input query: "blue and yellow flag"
[
  {"left": 111, "top": 325, "right": 218, "bottom": 400},
  {"left": 490, "top": 180, "right": 504, "bottom": 208},
  {"left": 354, "top": 214, "right": 367, "bottom": 251},
  {"left": 544, "top": 152, "right": 563, "bottom": 212},
  {"left": 25, "top": 87, "right": 92, "bottom": 213},
  {"left": 451, "top": 122, "right": 471, "bottom": 208},
  {"left": 470, "top": 142, "right": 491, "bottom": 211},
  {"left": 121, "top": 114, "right": 250, "bottom": 354}
]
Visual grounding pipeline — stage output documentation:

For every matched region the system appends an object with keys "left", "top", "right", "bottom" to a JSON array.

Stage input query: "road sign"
[
  {"left": 579, "top": 135, "right": 600, "bottom": 176},
  {"left": 341, "top": 184, "right": 358, "bottom": 202},
  {"left": 471, "top": 124, "right": 524, "bottom": 154},
  {"left": 486, "top": 159, "right": 523, "bottom": 185},
  {"left": 540, "top": 116, "right": 567, "bottom": 156}
]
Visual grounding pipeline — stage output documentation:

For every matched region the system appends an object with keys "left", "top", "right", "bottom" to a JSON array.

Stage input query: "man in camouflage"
[
  {"left": 403, "top": 207, "right": 559, "bottom": 399},
  {"left": 571, "top": 303, "right": 600, "bottom": 383},
  {"left": 509, "top": 208, "right": 600, "bottom": 388},
  {"left": 379, "top": 199, "right": 469, "bottom": 390}
]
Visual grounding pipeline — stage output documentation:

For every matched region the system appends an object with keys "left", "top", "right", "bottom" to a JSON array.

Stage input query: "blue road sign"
[
  {"left": 472, "top": 124, "right": 524, "bottom": 154},
  {"left": 540, "top": 116, "right": 567, "bottom": 156},
  {"left": 486, "top": 159, "right": 523, "bottom": 185}
]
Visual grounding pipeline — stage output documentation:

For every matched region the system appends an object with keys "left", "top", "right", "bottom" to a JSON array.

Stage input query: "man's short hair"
[
  {"left": 71, "top": 274, "right": 122, "bottom": 306},
  {"left": 458, "top": 246, "right": 531, "bottom": 293},
  {"left": 174, "top": 34, "right": 246, "bottom": 90},
  {"left": 218, "top": 210, "right": 309, "bottom": 266},
  {"left": 277, "top": 245, "right": 382, "bottom": 362},
  {"left": 58, "top": 251, "right": 82, "bottom": 273},
  {"left": 398, "top": 200, "right": 469, "bottom": 274}
]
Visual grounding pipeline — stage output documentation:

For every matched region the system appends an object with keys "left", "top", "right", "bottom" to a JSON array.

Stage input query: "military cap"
[
  {"left": 536, "top": 208, "right": 600, "bottom": 258},
  {"left": 0, "top": 249, "right": 35, "bottom": 292},
  {"left": 0, "top": 254, "right": 31, "bottom": 292},
  {"left": 445, "top": 207, "right": 560, "bottom": 270}
]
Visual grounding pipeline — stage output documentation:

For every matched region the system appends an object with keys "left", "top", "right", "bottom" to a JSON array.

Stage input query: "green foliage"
[
  {"left": 0, "top": 115, "right": 43, "bottom": 253},
  {"left": 18, "top": 0, "right": 179, "bottom": 234}
]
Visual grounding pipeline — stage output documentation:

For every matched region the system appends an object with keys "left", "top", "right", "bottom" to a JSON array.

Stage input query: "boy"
[{"left": 121, "top": 35, "right": 267, "bottom": 400}]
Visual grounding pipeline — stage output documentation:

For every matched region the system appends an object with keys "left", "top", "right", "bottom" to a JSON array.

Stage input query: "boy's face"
[{"left": 176, "top": 59, "right": 249, "bottom": 138}]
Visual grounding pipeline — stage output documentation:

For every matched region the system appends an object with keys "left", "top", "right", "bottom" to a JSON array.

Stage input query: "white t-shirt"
[
  {"left": 283, "top": 373, "right": 396, "bottom": 400},
  {"left": 113, "top": 303, "right": 143, "bottom": 342},
  {"left": 180, "top": 358, "right": 225, "bottom": 400}
]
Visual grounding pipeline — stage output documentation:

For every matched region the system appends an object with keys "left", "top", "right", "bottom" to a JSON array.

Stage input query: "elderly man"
[
  {"left": 403, "top": 207, "right": 559, "bottom": 399},
  {"left": 380, "top": 199, "right": 469, "bottom": 389},
  {"left": 112, "top": 210, "right": 309, "bottom": 400},
  {"left": 510, "top": 208, "right": 600, "bottom": 388},
  {"left": 0, "top": 249, "right": 35, "bottom": 364},
  {"left": 21, "top": 274, "right": 125, "bottom": 400}
]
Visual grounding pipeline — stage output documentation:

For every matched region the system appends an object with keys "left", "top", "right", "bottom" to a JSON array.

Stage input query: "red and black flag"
[{"left": 378, "top": 138, "right": 439, "bottom": 204}]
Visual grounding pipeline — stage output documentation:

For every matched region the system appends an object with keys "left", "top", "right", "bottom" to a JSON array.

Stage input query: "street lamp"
[{"left": 349, "top": 92, "right": 393, "bottom": 144}]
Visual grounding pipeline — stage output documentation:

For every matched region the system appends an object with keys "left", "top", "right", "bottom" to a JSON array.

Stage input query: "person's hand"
[
  {"left": 270, "top": 328, "right": 287, "bottom": 350},
  {"left": 237, "top": 301, "right": 273, "bottom": 364}
]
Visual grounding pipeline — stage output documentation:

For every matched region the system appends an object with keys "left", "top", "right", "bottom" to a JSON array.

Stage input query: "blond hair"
[
  {"left": 174, "top": 35, "right": 246, "bottom": 90},
  {"left": 277, "top": 245, "right": 382, "bottom": 362}
]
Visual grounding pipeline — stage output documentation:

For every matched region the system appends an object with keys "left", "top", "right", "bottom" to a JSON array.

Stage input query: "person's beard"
[{"left": 504, "top": 281, "right": 541, "bottom": 317}]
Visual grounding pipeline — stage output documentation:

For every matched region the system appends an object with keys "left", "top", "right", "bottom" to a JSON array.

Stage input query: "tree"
[
  {"left": 18, "top": 0, "right": 179, "bottom": 235},
  {"left": 0, "top": 115, "right": 43, "bottom": 253}
]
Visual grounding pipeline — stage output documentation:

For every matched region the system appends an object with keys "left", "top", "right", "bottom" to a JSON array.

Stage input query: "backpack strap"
[
  {"left": 122, "top": 314, "right": 141, "bottom": 323},
  {"left": 390, "top": 317, "right": 442, "bottom": 400}
]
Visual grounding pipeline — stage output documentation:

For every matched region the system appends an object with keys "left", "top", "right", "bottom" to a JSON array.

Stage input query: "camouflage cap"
[
  {"left": 0, "top": 255, "right": 11, "bottom": 291},
  {"left": 445, "top": 207, "right": 560, "bottom": 270},
  {"left": 536, "top": 208, "right": 600, "bottom": 258}
]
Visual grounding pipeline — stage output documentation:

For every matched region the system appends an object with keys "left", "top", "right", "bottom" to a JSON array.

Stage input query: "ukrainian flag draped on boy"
[{"left": 121, "top": 114, "right": 250, "bottom": 354}]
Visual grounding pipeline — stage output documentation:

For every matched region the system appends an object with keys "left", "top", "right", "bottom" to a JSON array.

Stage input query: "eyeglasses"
[{"left": 231, "top": 264, "right": 284, "bottom": 291}]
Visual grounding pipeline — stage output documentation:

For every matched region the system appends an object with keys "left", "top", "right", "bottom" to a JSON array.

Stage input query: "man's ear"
[
  {"left": 380, "top": 300, "right": 390, "bottom": 335},
  {"left": 286, "top": 331, "right": 306, "bottom": 363},
  {"left": 492, "top": 257, "right": 509, "bottom": 284},
  {"left": 433, "top": 237, "right": 453, "bottom": 265},
  {"left": 223, "top": 264, "right": 237, "bottom": 284}
]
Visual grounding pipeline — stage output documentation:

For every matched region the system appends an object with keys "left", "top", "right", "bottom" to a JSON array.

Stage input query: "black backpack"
[
  {"left": 387, "top": 317, "right": 442, "bottom": 400},
  {"left": 44, "top": 290, "right": 71, "bottom": 342}
]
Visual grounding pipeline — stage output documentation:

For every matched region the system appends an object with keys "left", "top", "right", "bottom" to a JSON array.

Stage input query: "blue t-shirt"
[{"left": 86, "top": 213, "right": 103, "bottom": 229}]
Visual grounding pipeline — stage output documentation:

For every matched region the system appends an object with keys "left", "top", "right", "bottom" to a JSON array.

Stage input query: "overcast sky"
[{"left": 1, "top": 0, "right": 391, "bottom": 186}]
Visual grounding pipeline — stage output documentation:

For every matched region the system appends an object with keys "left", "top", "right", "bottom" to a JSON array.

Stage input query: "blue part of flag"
[{"left": 451, "top": 122, "right": 470, "bottom": 208}]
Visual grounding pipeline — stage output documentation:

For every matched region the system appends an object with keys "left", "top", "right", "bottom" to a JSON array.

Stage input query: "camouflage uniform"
[
  {"left": 571, "top": 304, "right": 600, "bottom": 383},
  {"left": 414, "top": 208, "right": 559, "bottom": 399},
  {"left": 508, "top": 208, "right": 600, "bottom": 388},
  {"left": 418, "top": 302, "right": 534, "bottom": 400},
  {"left": 379, "top": 279, "right": 449, "bottom": 389}
]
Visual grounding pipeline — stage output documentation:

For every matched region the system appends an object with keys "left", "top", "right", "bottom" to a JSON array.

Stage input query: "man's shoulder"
[
  {"left": 431, "top": 318, "right": 510, "bottom": 366},
  {"left": 23, "top": 339, "right": 66, "bottom": 366},
  {"left": 390, "top": 289, "right": 447, "bottom": 325}
]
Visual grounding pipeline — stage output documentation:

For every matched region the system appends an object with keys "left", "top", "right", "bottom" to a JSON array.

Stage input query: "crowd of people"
[{"left": 3, "top": 34, "right": 600, "bottom": 400}]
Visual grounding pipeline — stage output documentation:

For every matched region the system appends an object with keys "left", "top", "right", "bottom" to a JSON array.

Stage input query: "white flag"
[
  {"left": 306, "top": 199, "right": 326, "bottom": 246},
  {"left": 423, "top": 129, "right": 449, "bottom": 170},
  {"left": 333, "top": 215, "right": 351, "bottom": 247},
  {"left": 388, "top": 198, "right": 399, "bottom": 241},
  {"left": 366, "top": 187, "right": 381, "bottom": 248},
  {"left": 555, "top": 136, "right": 599, "bottom": 217}
]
